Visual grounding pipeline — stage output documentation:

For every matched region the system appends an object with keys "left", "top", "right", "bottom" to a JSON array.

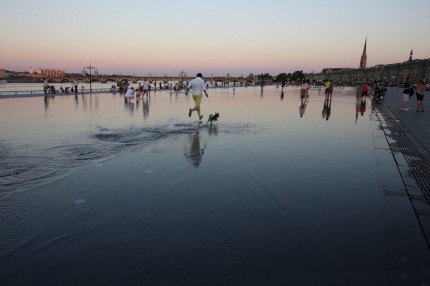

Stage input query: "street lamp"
[
  {"left": 179, "top": 70, "right": 187, "bottom": 84},
  {"left": 84, "top": 64, "right": 97, "bottom": 92}
]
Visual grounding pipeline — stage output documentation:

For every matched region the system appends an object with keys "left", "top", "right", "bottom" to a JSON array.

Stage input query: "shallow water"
[
  {"left": 0, "top": 86, "right": 372, "bottom": 191},
  {"left": 0, "top": 86, "right": 398, "bottom": 285}
]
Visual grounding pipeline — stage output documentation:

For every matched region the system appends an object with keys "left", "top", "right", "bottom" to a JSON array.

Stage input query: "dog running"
[{"left": 206, "top": 112, "right": 219, "bottom": 125}]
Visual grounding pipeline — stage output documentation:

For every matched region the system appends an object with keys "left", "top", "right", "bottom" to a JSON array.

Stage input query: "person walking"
[
  {"left": 324, "top": 79, "right": 333, "bottom": 99},
  {"left": 361, "top": 82, "right": 369, "bottom": 97},
  {"left": 416, "top": 79, "right": 426, "bottom": 112},
  {"left": 143, "top": 80, "right": 150, "bottom": 98},
  {"left": 186, "top": 73, "right": 209, "bottom": 121},
  {"left": 401, "top": 78, "right": 412, "bottom": 111},
  {"left": 73, "top": 79, "right": 79, "bottom": 94},
  {"left": 43, "top": 78, "right": 49, "bottom": 95}
]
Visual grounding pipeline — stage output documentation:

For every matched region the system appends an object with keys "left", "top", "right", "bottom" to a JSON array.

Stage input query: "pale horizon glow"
[{"left": 1, "top": 0, "right": 430, "bottom": 76}]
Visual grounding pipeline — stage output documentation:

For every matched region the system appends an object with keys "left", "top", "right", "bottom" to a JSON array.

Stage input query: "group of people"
[
  {"left": 359, "top": 78, "right": 425, "bottom": 112},
  {"left": 123, "top": 73, "right": 210, "bottom": 121},
  {"left": 43, "top": 78, "right": 80, "bottom": 95},
  {"left": 401, "top": 78, "right": 426, "bottom": 112},
  {"left": 124, "top": 80, "right": 152, "bottom": 100}
]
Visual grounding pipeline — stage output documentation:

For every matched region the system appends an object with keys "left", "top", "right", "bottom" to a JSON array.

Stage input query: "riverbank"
[{"left": 0, "top": 88, "right": 113, "bottom": 98}]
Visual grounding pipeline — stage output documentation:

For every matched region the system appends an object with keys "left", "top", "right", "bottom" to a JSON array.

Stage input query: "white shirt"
[
  {"left": 187, "top": 77, "right": 206, "bottom": 95},
  {"left": 143, "top": 81, "right": 150, "bottom": 89},
  {"left": 124, "top": 88, "right": 134, "bottom": 99}
]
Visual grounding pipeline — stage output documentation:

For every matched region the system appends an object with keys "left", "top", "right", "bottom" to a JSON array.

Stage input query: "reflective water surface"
[{"left": 0, "top": 87, "right": 409, "bottom": 285}]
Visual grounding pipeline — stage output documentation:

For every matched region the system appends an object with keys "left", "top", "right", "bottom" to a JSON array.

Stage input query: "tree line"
[{"left": 253, "top": 71, "right": 306, "bottom": 83}]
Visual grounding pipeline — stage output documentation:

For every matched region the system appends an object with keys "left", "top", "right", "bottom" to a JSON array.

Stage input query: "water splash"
[{"left": 0, "top": 121, "right": 263, "bottom": 194}]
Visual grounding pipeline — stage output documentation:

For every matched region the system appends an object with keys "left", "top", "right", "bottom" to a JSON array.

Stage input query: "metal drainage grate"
[{"left": 375, "top": 105, "right": 430, "bottom": 205}]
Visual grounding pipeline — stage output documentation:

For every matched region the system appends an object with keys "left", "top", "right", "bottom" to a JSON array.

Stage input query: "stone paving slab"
[
  {"left": 378, "top": 87, "right": 430, "bottom": 163},
  {"left": 374, "top": 87, "right": 430, "bottom": 240}
]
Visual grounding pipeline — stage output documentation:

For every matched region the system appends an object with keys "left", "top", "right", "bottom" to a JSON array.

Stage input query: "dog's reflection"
[{"left": 184, "top": 128, "right": 205, "bottom": 168}]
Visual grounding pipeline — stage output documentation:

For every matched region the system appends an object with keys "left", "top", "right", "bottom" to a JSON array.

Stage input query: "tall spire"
[
  {"left": 359, "top": 37, "right": 367, "bottom": 69},
  {"left": 409, "top": 49, "right": 413, "bottom": 61}
]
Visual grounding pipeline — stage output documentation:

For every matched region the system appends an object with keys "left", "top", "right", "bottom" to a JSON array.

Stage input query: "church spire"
[
  {"left": 359, "top": 37, "right": 367, "bottom": 69},
  {"left": 408, "top": 49, "right": 413, "bottom": 61}
]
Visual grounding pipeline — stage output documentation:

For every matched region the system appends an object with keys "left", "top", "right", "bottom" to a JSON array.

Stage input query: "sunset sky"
[{"left": 1, "top": 0, "right": 429, "bottom": 76}]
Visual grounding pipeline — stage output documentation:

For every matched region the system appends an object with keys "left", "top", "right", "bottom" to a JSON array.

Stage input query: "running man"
[{"left": 186, "top": 73, "right": 209, "bottom": 120}]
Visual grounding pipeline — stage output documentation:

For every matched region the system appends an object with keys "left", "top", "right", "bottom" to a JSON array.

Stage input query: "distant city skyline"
[{"left": 1, "top": 0, "right": 430, "bottom": 77}]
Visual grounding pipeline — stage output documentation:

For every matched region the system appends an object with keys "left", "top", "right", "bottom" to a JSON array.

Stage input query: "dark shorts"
[
  {"left": 362, "top": 91, "right": 368, "bottom": 97},
  {"left": 417, "top": 93, "right": 424, "bottom": 101}
]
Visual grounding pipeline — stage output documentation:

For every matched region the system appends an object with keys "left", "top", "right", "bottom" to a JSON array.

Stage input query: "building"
[
  {"left": 30, "top": 67, "right": 65, "bottom": 78},
  {"left": 0, "top": 69, "right": 8, "bottom": 78},
  {"left": 308, "top": 42, "right": 430, "bottom": 84}
]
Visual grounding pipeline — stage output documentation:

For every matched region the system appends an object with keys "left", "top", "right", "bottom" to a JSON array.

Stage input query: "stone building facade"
[
  {"left": 308, "top": 43, "right": 430, "bottom": 85},
  {"left": 308, "top": 58, "right": 430, "bottom": 85}
]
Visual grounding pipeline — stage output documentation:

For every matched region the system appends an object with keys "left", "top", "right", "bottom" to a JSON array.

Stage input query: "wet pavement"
[
  {"left": 1, "top": 87, "right": 430, "bottom": 285},
  {"left": 378, "top": 87, "right": 430, "bottom": 162},
  {"left": 373, "top": 86, "right": 430, "bottom": 250}
]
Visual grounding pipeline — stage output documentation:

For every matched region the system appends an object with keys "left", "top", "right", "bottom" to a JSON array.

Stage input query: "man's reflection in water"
[
  {"left": 74, "top": 94, "right": 79, "bottom": 108},
  {"left": 280, "top": 90, "right": 284, "bottom": 101},
  {"left": 142, "top": 97, "right": 149, "bottom": 119},
  {"left": 355, "top": 97, "right": 366, "bottom": 123},
  {"left": 299, "top": 94, "right": 308, "bottom": 117},
  {"left": 124, "top": 100, "right": 135, "bottom": 116},
  {"left": 184, "top": 128, "right": 205, "bottom": 168},
  {"left": 44, "top": 95, "right": 54, "bottom": 112},
  {"left": 322, "top": 98, "right": 332, "bottom": 121}
]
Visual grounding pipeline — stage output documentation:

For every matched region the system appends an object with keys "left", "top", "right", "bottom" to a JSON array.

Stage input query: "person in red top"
[{"left": 361, "top": 82, "right": 369, "bottom": 97}]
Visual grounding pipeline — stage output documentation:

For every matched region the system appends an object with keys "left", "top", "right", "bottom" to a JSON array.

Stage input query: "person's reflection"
[
  {"left": 280, "top": 90, "right": 284, "bottom": 101},
  {"left": 260, "top": 81, "right": 264, "bottom": 97},
  {"left": 142, "top": 97, "right": 149, "bottom": 119},
  {"left": 81, "top": 94, "right": 88, "bottom": 111},
  {"left": 44, "top": 95, "right": 50, "bottom": 112},
  {"left": 322, "top": 98, "right": 332, "bottom": 121},
  {"left": 73, "top": 94, "right": 80, "bottom": 110},
  {"left": 355, "top": 97, "right": 366, "bottom": 123},
  {"left": 299, "top": 94, "right": 308, "bottom": 117},
  {"left": 124, "top": 100, "right": 135, "bottom": 116},
  {"left": 184, "top": 128, "right": 205, "bottom": 168}
]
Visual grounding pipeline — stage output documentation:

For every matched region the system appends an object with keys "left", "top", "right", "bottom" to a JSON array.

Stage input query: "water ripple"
[
  {"left": 0, "top": 199, "right": 56, "bottom": 256},
  {"left": 0, "top": 121, "right": 263, "bottom": 194}
]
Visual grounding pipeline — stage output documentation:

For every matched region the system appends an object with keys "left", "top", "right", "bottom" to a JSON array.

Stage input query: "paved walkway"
[
  {"left": 375, "top": 87, "right": 430, "bottom": 244},
  {"left": 379, "top": 87, "right": 430, "bottom": 163}
]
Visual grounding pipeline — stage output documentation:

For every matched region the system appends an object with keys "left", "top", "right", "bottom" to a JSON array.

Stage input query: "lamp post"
[
  {"left": 84, "top": 64, "right": 97, "bottom": 92},
  {"left": 179, "top": 70, "right": 187, "bottom": 87}
]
